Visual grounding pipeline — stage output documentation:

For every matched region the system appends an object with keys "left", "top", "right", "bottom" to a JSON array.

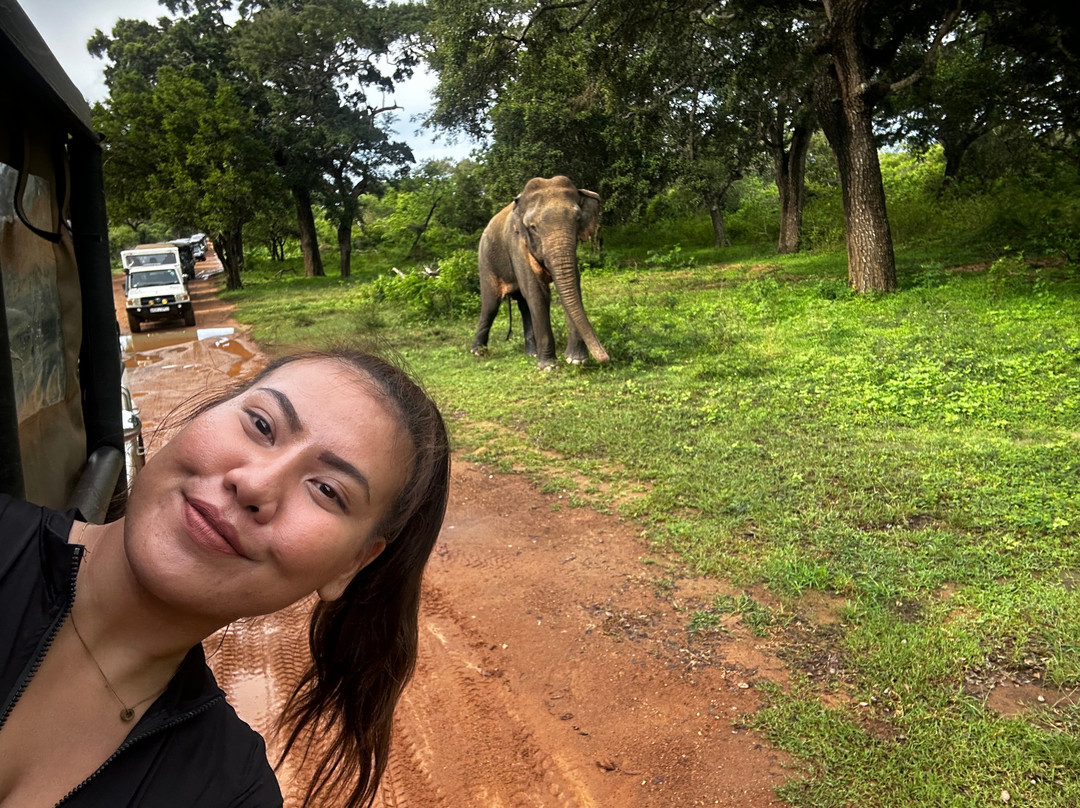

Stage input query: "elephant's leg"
[
  {"left": 563, "top": 313, "right": 588, "bottom": 365},
  {"left": 521, "top": 283, "right": 556, "bottom": 369},
  {"left": 516, "top": 294, "right": 537, "bottom": 357},
  {"left": 471, "top": 278, "right": 503, "bottom": 356}
]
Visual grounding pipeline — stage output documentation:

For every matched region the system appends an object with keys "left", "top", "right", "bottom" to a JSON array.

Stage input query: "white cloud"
[{"left": 16, "top": 0, "right": 475, "bottom": 162}]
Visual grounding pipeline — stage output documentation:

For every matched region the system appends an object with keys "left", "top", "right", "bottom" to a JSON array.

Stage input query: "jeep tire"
[
  {"left": 183, "top": 305, "right": 196, "bottom": 327},
  {"left": 127, "top": 312, "right": 141, "bottom": 333}
]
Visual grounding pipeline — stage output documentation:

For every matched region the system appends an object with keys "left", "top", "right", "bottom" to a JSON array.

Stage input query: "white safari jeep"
[{"left": 122, "top": 244, "right": 196, "bottom": 332}]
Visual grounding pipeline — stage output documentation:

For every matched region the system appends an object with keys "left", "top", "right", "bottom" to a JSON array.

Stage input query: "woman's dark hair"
[{"left": 192, "top": 347, "right": 450, "bottom": 808}]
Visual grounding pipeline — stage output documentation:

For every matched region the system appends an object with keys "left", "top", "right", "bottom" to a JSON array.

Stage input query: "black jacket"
[{"left": 0, "top": 494, "right": 283, "bottom": 806}]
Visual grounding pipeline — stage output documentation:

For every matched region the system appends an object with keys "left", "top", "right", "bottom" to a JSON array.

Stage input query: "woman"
[{"left": 0, "top": 348, "right": 451, "bottom": 808}]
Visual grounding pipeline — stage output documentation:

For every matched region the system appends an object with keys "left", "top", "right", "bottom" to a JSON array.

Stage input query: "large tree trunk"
[
  {"left": 815, "top": 0, "right": 896, "bottom": 293},
  {"left": 707, "top": 197, "right": 730, "bottom": 248},
  {"left": 773, "top": 124, "right": 812, "bottom": 255},
  {"left": 293, "top": 186, "right": 324, "bottom": 278},
  {"left": 338, "top": 219, "right": 352, "bottom": 278},
  {"left": 217, "top": 227, "right": 244, "bottom": 290}
]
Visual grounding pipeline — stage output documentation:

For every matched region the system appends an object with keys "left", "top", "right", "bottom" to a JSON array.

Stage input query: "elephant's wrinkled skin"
[{"left": 471, "top": 175, "right": 610, "bottom": 370}]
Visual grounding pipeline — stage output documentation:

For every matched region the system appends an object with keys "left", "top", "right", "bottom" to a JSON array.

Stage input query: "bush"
[{"left": 363, "top": 249, "right": 480, "bottom": 318}]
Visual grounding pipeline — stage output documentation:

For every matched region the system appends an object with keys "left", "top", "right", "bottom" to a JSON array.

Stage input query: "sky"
[{"left": 17, "top": 0, "right": 475, "bottom": 163}]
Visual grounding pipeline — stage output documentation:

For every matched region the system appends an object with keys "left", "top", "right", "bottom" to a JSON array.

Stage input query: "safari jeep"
[{"left": 122, "top": 244, "right": 196, "bottom": 332}]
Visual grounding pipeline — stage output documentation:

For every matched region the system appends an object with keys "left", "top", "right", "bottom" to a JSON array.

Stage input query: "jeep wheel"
[
  {"left": 183, "top": 306, "right": 196, "bottom": 327},
  {"left": 127, "top": 312, "right": 141, "bottom": 333}
]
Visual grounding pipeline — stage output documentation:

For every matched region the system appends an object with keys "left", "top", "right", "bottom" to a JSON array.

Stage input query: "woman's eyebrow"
[{"left": 257, "top": 387, "right": 303, "bottom": 433}]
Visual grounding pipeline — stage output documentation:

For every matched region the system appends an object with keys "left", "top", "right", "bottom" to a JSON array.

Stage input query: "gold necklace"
[{"left": 68, "top": 609, "right": 164, "bottom": 722}]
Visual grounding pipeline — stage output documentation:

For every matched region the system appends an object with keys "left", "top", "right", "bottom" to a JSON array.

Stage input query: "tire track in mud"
[
  {"left": 376, "top": 581, "right": 594, "bottom": 808},
  {"left": 374, "top": 467, "right": 793, "bottom": 808}
]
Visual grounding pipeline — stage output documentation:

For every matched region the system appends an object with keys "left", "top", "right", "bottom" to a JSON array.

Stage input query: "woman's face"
[{"left": 123, "top": 359, "right": 410, "bottom": 623}]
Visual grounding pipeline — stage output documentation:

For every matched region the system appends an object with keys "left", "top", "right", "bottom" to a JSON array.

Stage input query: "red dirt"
[{"left": 115, "top": 253, "right": 793, "bottom": 807}]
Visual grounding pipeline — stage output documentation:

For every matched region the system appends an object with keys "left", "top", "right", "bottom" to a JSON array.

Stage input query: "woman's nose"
[{"left": 223, "top": 456, "right": 284, "bottom": 522}]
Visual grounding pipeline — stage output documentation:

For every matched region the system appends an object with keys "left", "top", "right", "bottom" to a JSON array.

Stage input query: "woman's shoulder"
[
  {"left": 0, "top": 493, "right": 77, "bottom": 580},
  {"left": 185, "top": 697, "right": 284, "bottom": 807},
  {"left": 139, "top": 646, "right": 283, "bottom": 805}
]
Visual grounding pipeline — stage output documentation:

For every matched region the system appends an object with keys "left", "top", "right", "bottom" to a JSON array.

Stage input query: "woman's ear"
[{"left": 317, "top": 538, "right": 388, "bottom": 602}]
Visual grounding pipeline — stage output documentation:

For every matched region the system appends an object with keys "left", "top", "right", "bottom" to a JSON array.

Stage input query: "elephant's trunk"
[{"left": 547, "top": 234, "right": 610, "bottom": 364}]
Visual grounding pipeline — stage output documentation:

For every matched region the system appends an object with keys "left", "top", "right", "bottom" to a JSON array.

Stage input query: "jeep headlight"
[
  {"left": 127, "top": 296, "right": 139, "bottom": 307},
  {"left": 176, "top": 291, "right": 189, "bottom": 302}
]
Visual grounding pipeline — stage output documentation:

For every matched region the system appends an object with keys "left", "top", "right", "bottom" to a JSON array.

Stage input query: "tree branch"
[
  {"left": 884, "top": 0, "right": 963, "bottom": 97},
  {"left": 497, "top": 0, "right": 599, "bottom": 47}
]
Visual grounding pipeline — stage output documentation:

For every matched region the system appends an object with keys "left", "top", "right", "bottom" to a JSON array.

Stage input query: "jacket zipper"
[
  {"left": 0, "top": 546, "right": 83, "bottom": 733},
  {"left": 53, "top": 694, "right": 224, "bottom": 806}
]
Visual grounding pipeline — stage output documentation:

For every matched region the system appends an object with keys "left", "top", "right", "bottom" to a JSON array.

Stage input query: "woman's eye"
[
  {"left": 245, "top": 410, "right": 273, "bottom": 441},
  {"left": 316, "top": 482, "right": 346, "bottom": 512}
]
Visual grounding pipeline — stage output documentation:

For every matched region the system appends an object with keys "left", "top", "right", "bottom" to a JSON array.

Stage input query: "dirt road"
[{"left": 116, "top": 253, "right": 792, "bottom": 807}]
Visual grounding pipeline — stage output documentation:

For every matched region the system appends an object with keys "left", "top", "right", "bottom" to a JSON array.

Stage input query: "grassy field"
[{"left": 224, "top": 243, "right": 1080, "bottom": 807}]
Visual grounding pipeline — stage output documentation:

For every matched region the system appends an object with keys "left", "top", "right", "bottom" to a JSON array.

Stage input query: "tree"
[
  {"left": 427, "top": 2, "right": 669, "bottom": 218},
  {"left": 428, "top": 1, "right": 980, "bottom": 291},
  {"left": 807, "top": 0, "right": 961, "bottom": 292},
  {"left": 322, "top": 106, "right": 413, "bottom": 278},
  {"left": 153, "top": 70, "right": 279, "bottom": 288},
  {"left": 976, "top": 1, "right": 1080, "bottom": 169},
  {"left": 880, "top": 18, "right": 1018, "bottom": 186},
  {"left": 90, "top": 5, "right": 277, "bottom": 289},
  {"left": 233, "top": 0, "right": 425, "bottom": 277},
  {"left": 426, "top": 1, "right": 810, "bottom": 249}
]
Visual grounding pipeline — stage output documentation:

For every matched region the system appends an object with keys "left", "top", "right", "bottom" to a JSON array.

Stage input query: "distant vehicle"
[
  {"left": 122, "top": 244, "right": 196, "bottom": 332},
  {"left": 189, "top": 232, "right": 207, "bottom": 261},
  {"left": 169, "top": 238, "right": 197, "bottom": 280}
]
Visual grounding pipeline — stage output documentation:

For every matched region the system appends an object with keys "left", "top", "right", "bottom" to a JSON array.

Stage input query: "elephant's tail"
[{"left": 504, "top": 297, "right": 514, "bottom": 341}]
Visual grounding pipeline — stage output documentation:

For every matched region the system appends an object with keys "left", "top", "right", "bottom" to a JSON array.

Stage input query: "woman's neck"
[{"left": 71, "top": 520, "right": 220, "bottom": 687}]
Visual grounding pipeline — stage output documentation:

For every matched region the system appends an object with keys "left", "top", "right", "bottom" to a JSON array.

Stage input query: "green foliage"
[
  {"left": 358, "top": 167, "right": 483, "bottom": 261},
  {"left": 708, "top": 593, "right": 779, "bottom": 637},
  {"left": 360, "top": 249, "right": 479, "bottom": 319},
  {"left": 725, "top": 175, "right": 782, "bottom": 247},
  {"left": 644, "top": 245, "right": 693, "bottom": 270}
]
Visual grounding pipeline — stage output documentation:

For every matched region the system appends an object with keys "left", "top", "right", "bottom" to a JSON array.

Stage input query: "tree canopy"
[{"left": 424, "top": 0, "right": 1077, "bottom": 291}]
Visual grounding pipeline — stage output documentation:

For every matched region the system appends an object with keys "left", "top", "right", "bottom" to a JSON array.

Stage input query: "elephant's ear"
[
  {"left": 511, "top": 194, "right": 524, "bottom": 233},
  {"left": 578, "top": 190, "right": 601, "bottom": 242}
]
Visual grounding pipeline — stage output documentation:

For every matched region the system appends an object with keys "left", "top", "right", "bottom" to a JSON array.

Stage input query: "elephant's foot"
[
  {"left": 470, "top": 344, "right": 488, "bottom": 357},
  {"left": 565, "top": 355, "right": 587, "bottom": 365},
  {"left": 537, "top": 357, "right": 557, "bottom": 371}
]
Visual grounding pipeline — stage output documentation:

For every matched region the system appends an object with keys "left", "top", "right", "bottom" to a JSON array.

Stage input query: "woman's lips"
[{"left": 182, "top": 498, "right": 248, "bottom": 559}]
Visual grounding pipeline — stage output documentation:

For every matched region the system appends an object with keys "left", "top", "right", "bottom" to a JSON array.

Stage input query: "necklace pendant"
[{"left": 121, "top": 707, "right": 135, "bottom": 721}]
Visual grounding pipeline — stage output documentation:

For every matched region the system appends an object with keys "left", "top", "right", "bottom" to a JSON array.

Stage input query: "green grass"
[{"left": 224, "top": 242, "right": 1080, "bottom": 807}]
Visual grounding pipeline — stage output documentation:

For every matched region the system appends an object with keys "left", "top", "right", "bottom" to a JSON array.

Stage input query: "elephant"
[{"left": 471, "top": 175, "right": 610, "bottom": 370}]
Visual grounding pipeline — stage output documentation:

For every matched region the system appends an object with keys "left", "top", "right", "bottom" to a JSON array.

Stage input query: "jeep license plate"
[{"left": 149, "top": 306, "right": 169, "bottom": 313}]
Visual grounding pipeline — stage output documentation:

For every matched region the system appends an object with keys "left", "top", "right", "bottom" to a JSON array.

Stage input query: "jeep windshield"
[
  {"left": 128, "top": 269, "right": 181, "bottom": 288},
  {"left": 124, "top": 252, "right": 177, "bottom": 268}
]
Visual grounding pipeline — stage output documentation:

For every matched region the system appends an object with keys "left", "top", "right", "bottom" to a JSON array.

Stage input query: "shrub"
[{"left": 363, "top": 249, "right": 480, "bottom": 318}]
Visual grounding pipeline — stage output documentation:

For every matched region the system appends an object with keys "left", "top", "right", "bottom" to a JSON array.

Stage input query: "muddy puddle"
[
  {"left": 120, "top": 327, "right": 261, "bottom": 439},
  {"left": 122, "top": 328, "right": 254, "bottom": 376}
]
